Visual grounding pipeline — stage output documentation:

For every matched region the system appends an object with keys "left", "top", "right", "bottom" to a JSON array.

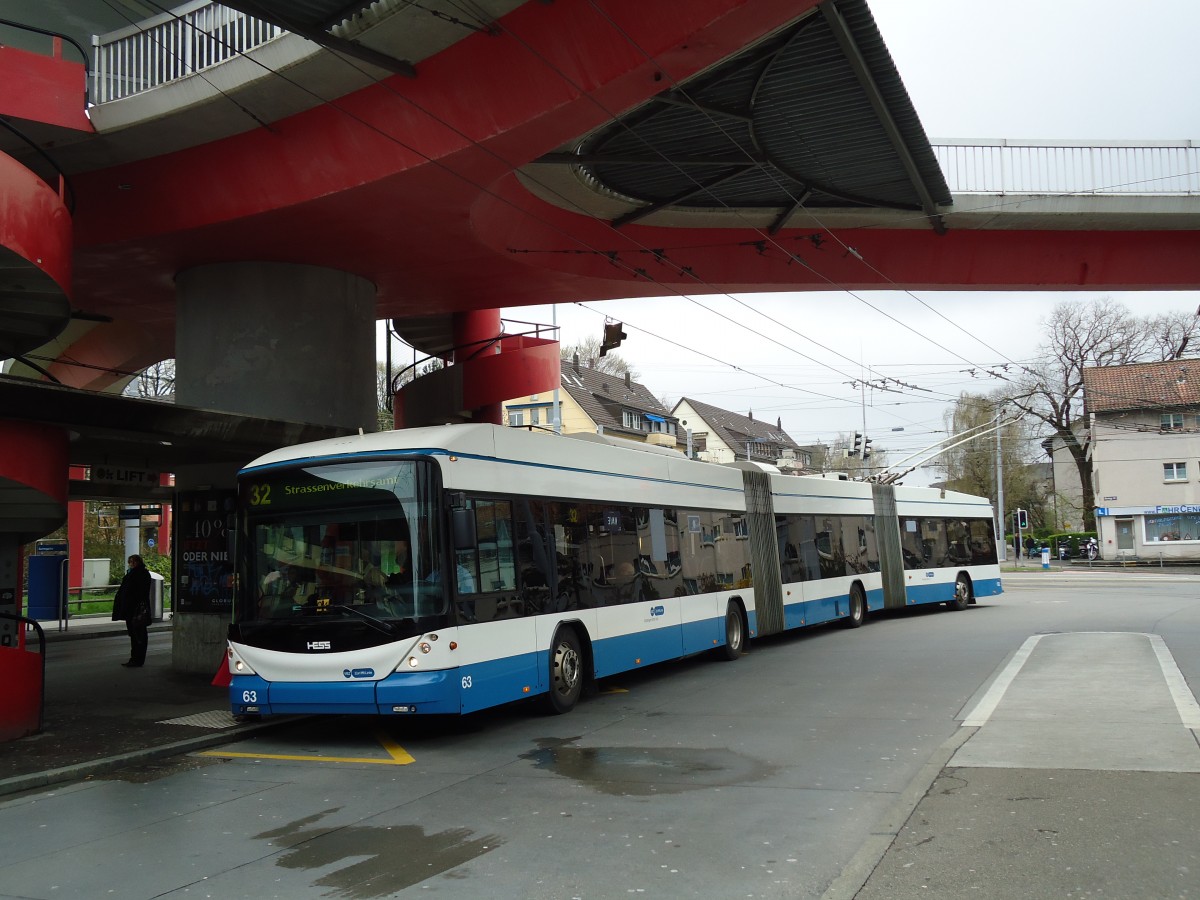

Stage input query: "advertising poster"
[{"left": 175, "top": 489, "right": 236, "bottom": 614}]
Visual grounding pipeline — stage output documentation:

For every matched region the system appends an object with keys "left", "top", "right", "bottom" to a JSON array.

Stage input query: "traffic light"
[
  {"left": 1017, "top": 508, "right": 1028, "bottom": 530},
  {"left": 852, "top": 432, "right": 862, "bottom": 456},
  {"left": 862, "top": 437, "right": 873, "bottom": 459},
  {"left": 600, "top": 320, "right": 626, "bottom": 357}
]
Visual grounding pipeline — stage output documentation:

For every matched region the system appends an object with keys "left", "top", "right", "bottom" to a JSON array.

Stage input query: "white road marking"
[{"left": 961, "top": 634, "right": 1043, "bottom": 727}]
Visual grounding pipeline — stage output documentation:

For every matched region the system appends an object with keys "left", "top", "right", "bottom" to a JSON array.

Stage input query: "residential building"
[
  {"left": 671, "top": 398, "right": 808, "bottom": 472},
  {"left": 1083, "top": 360, "right": 1200, "bottom": 560},
  {"left": 504, "top": 359, "right": 682, "bottom": 449}
]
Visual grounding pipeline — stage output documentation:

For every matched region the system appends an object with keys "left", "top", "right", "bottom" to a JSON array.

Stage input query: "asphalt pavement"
[
  {"left": 4, "top": 571, "right": 1199, "bottom": 899},
  {"left": 0, "top": 615, "right": 282, "bottom": 797}
]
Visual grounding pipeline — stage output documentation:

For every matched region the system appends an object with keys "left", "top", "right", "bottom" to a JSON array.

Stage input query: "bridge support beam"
[{"left": 171, "top": 262, "right": 377, "bottom": 674}]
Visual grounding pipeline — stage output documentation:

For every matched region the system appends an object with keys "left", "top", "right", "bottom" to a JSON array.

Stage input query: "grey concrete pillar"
[
  {"left": 175, "top": 262, "right": 377, "bottom": 429},
  {"left": 171, "top": 262, "right": 377, "bottom": 674}
]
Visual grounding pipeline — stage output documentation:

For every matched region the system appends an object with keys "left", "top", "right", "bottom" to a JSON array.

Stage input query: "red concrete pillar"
[{"left": 453, "top": 309, "right": 503, "bottom": 425}]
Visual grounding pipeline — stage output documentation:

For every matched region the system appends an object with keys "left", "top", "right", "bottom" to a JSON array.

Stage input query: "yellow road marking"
[
  {"left": 600, "top": 686, "right": 629, "bottom": 694},
  {"left": 198, "top": 730, "right": 414, "bottom": 765},
  {"left": 375, "top": 730, "right": 417, "bottom": 764}
]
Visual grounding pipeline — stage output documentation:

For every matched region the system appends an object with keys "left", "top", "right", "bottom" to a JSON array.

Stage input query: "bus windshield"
[{"left": 236, "top": 458, "right": 447, "bottom": 626}]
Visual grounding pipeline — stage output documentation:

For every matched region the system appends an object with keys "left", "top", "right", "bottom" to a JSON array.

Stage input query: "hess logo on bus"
[{"left": 307, "top": 640, "right": 332, "bottom": 650}]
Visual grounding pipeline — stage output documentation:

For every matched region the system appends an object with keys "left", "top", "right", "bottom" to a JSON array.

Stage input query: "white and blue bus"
[{"left": 226, "top": 424, "right": 1002, "bottom": 717}]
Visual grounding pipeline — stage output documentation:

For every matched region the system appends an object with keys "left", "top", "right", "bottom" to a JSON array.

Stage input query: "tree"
[
  {"left": 123, "top": 359, "right": 175, "bottom": 399},
  {"left": 942, "top": 391, "right": 1046, "bottom": 528},
  {"left": 374, "top": 362, "right": 394, "bottom": 431},
  {"left": 1146, "top": 307, "right": 1200, "bottom": 360},
  {"left": 560, "top": 337, "right": 636, "bottom": 378},
  {"left": 1005, "top": 298, "right": 1200, "bottom": 530}
]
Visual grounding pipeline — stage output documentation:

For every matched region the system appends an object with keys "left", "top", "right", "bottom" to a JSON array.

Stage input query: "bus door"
[{"left": 452, "top": 498, "right": 539, "bottom": 713}]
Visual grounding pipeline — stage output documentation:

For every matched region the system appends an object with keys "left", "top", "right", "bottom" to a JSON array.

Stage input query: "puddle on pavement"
[
  {"left": 255, "top": 809, "right": 502, "bottom": 898},
  {"left": 522, "top": 736, "right": 775, "bottom": 795}
]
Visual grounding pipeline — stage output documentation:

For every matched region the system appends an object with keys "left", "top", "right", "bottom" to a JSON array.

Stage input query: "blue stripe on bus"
[
  {"left": 972, "top": 576, "right": 1004, "bottom": 597},
  {"left": 904, "top": 580, "right": 955, "bottom": 605},
  {"left": 269, "top": 678, "right": 380, "bottom": 714},
  {"left": 866, "top": 586, "right": 884, "bottom": 612},
  {"left": 682, "top": 617, "right": 722, "bottom": 655},
  {"left": 591, "top": 627, "right": 685, "bottom": 678}
]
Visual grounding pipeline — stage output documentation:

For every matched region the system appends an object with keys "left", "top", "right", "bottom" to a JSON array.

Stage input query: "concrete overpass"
[{"left": 0, "top": 0, "right": 1197, "bottom": 686}]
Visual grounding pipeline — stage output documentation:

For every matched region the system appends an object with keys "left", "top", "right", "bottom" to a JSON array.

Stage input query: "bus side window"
[
  {"left": 515, "top": 500, "right": 554, "bottom": 612},
  {"left": 472, "top": 499, "right": 516, "bottom": 592}
]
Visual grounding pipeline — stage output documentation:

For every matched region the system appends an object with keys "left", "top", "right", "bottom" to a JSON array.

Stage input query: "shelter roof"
[{"left": 542, "top": 0, "right": 949, "bottom": 231}]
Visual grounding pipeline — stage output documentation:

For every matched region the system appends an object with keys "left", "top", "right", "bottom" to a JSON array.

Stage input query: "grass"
[{"left": 21, "top": 587, "right": 172, "bottom": 618}]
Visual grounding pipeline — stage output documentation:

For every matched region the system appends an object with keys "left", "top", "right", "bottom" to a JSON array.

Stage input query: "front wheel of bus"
[
  {"left": 547, "top": 628, "right": 584, "bottom": 714},
  {"left": 949, "top": 574, "right": 972, "bottom": 611},
  {"left": 844, "top": 584, "right": 866, "bottom": 628},
  {"left": 720, "top": 603, "right": 745, "bottom": 660}
]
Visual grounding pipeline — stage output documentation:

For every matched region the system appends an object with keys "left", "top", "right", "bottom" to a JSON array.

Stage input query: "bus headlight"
[
  {"left": 228, "top": 647, "right": 256, "bottom": 675},
  {"left": 418, "top": 642, "right": 431, "bottom": 654},
  {"left": 407, "top": 656, "right": 420, "bottom": 668}
]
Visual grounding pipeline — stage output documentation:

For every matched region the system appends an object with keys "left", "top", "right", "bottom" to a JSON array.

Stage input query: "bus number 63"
[
  {"left": 461, "top": 676, "right": 472, "bottom": 690},
  {"left": 242, "top": 690, "right": 258, "bottom": 703}
]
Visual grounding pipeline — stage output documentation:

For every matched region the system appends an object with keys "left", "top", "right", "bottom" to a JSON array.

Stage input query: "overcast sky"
[{"left": 435, "top": 0, "right": 1200, "bottom": 480}]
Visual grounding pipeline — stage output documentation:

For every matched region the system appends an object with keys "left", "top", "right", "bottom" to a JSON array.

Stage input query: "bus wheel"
[
  {"left": 720, "top": 603, "right": 745, "bottom": 660},
  {"left": 843, "top": 584, "right": 866, "bottom": 628},
  {"left": 547, "top": 627, "right": 584, "bottom": 714},
  {"left": 949, "top": 575, "right": 972, "bottom": 611}
]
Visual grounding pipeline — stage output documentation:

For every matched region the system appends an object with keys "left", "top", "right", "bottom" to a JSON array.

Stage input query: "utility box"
[{"left": 82, "top": 558, "right": 111, "bottom": 589}]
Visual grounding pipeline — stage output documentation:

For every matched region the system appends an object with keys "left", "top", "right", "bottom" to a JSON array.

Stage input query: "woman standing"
[{"left": 112, "top": 554, "right": 152, "bottom": 667}]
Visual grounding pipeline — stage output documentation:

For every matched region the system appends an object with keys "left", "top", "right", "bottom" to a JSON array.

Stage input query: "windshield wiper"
[{"left": 332, "top": 604, "right": 397, "bottom": 635}]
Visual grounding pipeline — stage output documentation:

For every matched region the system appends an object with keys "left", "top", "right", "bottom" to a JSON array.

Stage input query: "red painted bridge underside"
[{"left": 39, "top": 0, "right": 1200, "bottom": 381}]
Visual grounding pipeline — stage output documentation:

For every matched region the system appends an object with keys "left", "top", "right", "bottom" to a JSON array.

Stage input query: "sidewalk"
[{"left": 0, "top": 615, "right": 283, "bottom": 797}]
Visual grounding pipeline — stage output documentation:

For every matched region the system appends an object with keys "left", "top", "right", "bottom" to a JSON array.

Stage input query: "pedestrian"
[
  {"left": 1025, "top": 535, "right": 1036, "bottom": 558},
  {"left": 112, "top": 554, "right": 152, "bottom": 667},
  {"left": 1013, "top": 536, "right": 1021, "bottom": 559}
]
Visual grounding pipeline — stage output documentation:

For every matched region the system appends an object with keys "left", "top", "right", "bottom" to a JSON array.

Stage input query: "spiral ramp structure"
[
  {"left": 0, "top": 149, "right": 73, "bottom": 543},
  {"left": 391, "top": 314, "right": 562, "bottom": 428}
]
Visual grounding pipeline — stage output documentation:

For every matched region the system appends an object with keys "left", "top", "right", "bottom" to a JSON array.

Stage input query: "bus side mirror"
[{"left": 452, "top": 507, "right": 477, "bottom": 550}]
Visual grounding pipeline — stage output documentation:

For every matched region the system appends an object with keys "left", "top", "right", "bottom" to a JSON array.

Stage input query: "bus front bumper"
[{"left": 229, "top": 670, "right": 460, "bottom": 716}]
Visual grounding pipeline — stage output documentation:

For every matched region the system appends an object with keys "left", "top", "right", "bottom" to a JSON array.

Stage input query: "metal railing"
[
  {"left": 932, "top": 139, "right": 1200, "bottom": 196},
  {"left": 61, "top": 583, "right": 172, "bottom": 617},
  {"left": 92, "top": 0, "right": 283, "bottom": 103}
]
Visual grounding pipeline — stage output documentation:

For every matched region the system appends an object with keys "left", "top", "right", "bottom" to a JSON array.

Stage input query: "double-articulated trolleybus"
[{"left": 226, "top": 424, "right": 1002, "bottom": 718}]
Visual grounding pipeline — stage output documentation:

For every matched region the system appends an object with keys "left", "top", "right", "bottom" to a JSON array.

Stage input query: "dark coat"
[{"left": 112, "top": 565, "right": 152, "bottom": 623}]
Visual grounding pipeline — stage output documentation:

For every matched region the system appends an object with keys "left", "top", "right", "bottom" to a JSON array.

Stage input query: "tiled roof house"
[
  {"left": 504, "top": 359, "right": 682, "bottom": 449},
  {"left": 1081, "top": 359, "right": 1200, "bottom": 560},
  {"left": 671, "top": 397, "right": 808, "bottom": 471}
]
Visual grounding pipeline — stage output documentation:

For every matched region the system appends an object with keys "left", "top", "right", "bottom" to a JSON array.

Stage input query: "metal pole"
[
  {"left": 552, "top": 305, "right": 561, "bottom": 434},
  {"left": 860, "top": 371, "right": 868, "bottom": 459},
  {"left": 996, "top": 403, "right": 1006, "bottom": 562}
]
